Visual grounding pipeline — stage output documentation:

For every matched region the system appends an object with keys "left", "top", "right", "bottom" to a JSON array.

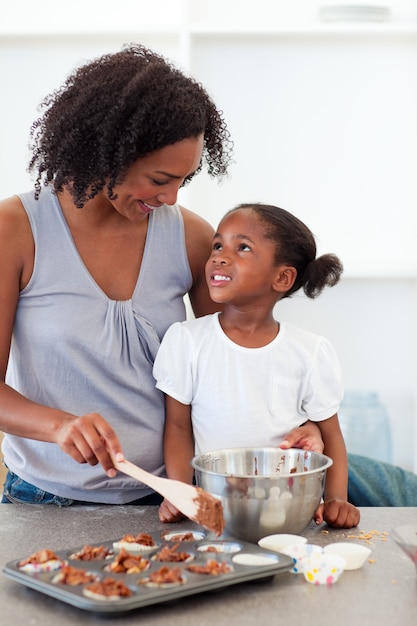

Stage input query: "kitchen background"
[{"left": 1, "top": 0, "right": 416, "bottom": 470}]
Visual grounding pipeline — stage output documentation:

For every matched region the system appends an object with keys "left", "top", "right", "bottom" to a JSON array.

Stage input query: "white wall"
[{"left": 1, "top": 1, "right": 416, "bottom": 469}]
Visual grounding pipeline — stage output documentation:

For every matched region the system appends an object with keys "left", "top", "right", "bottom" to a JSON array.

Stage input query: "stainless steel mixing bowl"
[{"left": 192, "top": 447, "right": 333, "bottom": 543}]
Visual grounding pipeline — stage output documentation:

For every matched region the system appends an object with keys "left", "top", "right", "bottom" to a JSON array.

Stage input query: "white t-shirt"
[{"left": 153, "top": 313, "right": 343, "bottom": 455}]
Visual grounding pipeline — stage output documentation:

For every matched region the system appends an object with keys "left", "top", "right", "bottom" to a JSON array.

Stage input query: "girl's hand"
[
  {"left": 314, "top": 499, "right": 360, "bottom": 528},
  {"left": 55, "top": 412, "right": 124, "bottom": 477},
  {"left": 158, "top": 498, "right": 185, "bottom": 523}
]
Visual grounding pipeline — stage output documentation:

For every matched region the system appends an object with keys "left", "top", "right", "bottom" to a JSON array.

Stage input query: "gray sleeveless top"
[{"left": 4, "top": 187, "right": 192, "bottom": 502}]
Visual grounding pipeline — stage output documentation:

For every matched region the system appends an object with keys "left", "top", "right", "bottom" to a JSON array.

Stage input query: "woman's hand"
[
  {"left": 279, "top": 421, "right": 324, "bottom": 453},
  {"left": 55, "top": 412, "right": 124, "bottom": 477}
]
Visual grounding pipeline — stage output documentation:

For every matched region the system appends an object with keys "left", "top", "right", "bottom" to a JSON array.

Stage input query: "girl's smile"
[{"left": 209, "top": 272, "right": 232, "bottom": 287}]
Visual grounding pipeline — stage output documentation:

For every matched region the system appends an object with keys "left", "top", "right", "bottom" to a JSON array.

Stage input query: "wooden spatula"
[{"left": 111, "top": 456, "right": 225, "bottom": 536}]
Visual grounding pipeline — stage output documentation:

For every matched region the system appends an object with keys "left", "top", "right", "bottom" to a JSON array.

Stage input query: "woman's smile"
[{"left": 137, "top": 200, "right": 157, "bottom": 215}]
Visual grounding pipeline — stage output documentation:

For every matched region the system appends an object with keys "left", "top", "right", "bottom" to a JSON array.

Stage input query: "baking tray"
[{"left": 3, "top": 528, "right": 293, "bottom": 614}]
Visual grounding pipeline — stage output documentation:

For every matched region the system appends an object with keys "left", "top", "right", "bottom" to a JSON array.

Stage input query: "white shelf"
[
  {"left": 2, "top": 23, "right": 417, "bottom": 38},
  {"left": 0, "top": 28, "right": 179, "bottom": 38},
  {"left": 188, "top": 23, "right": 417, "bottom": 37}
]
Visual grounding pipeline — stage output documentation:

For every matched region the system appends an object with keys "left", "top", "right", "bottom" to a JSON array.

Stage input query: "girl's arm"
[
  {"left": 159, "top": 394, "right": 194, "bottom": 522},
  {"left": 316, "top": 414, "right": 360, "bottom": 528}
]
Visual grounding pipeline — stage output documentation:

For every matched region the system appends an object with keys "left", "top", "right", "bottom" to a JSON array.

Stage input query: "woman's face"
[{"left": 109, "top": 135, "right": 204, "bottom": 222}]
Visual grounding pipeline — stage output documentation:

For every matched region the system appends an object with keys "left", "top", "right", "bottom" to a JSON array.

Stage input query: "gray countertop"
[{"left": 1, "top": 504, "right": 416, "bottom": 625}]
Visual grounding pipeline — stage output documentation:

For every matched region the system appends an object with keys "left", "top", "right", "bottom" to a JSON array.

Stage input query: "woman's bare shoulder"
[
  {"left": 178, "top": 205, "right": 218, "bottom": 317},
  {"left": 179, "top": 205, "right": 215, "bottom": 240},
  {"left": 0, "top": 195, "right": 35, "bottom": 287},
  {"left": 0, "top": 195, "right": 33, "bottom": 247},
  {"left": 0, "top": 194, "right": 29, "bottom": 225}
]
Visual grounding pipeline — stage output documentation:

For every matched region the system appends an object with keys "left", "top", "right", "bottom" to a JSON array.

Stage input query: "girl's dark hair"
[
  {"left": 29, "top": 44, "right": 233, "bottom": 207},
  {"left": 231, "top": 203, "right": 343, "bottom": 299}
]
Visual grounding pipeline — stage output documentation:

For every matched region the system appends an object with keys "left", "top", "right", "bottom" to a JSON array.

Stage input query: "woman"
[{"left": 0, "top": 44, "right": 232, "bottom": 505}]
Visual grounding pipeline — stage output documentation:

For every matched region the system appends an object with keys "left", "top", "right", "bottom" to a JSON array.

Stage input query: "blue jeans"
[{"left": 1, "top": 469, "right": 163, "bottom": 506}]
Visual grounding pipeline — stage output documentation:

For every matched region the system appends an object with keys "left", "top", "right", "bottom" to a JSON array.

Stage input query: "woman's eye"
[{"left": 151, "top": 179, "right": 167, "bottom": 186}]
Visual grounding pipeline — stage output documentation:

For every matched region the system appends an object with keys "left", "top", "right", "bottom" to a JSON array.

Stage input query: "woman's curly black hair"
[
  {"left": 29, "top": 44, "right": 233, "bottom": 207},
  {"left": 230, "top": 203, "right": 343, "bottom": 300}
]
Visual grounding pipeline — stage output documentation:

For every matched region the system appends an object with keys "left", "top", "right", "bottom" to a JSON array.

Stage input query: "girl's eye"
[
  {"left": 238, "top": 243, "right": 251, "bottom": 252},
  {"left": 212, "top": 242, "right": 222, "bottom": 251}
]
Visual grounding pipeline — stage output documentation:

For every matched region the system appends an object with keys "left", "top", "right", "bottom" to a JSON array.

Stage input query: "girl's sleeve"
[
  {"left": 153, "top": 322, "right": 194, "bottom": 405},
  {"left": 303, "top": 336, "right": 344, "bottom": 422}
]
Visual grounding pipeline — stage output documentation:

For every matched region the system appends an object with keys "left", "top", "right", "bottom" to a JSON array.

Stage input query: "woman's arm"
[
  {"left": 279, "top": 421, "right": 324, "bottom": 453},
  {"left": 0, "top": 197, "right": 123, "bottom": 476}
]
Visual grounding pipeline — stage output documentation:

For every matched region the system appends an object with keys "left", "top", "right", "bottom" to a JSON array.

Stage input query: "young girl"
[{"left": 153, "top": 203, "right": 360, "bottom": 529}]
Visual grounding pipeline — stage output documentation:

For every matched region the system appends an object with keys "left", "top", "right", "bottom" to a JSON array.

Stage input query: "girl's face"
[
  {"left": 205, "top": 208, "right": 286, "bottom": 306},
  {"left": 109, "top": 135, "right": 203, "bottom": 222}
]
